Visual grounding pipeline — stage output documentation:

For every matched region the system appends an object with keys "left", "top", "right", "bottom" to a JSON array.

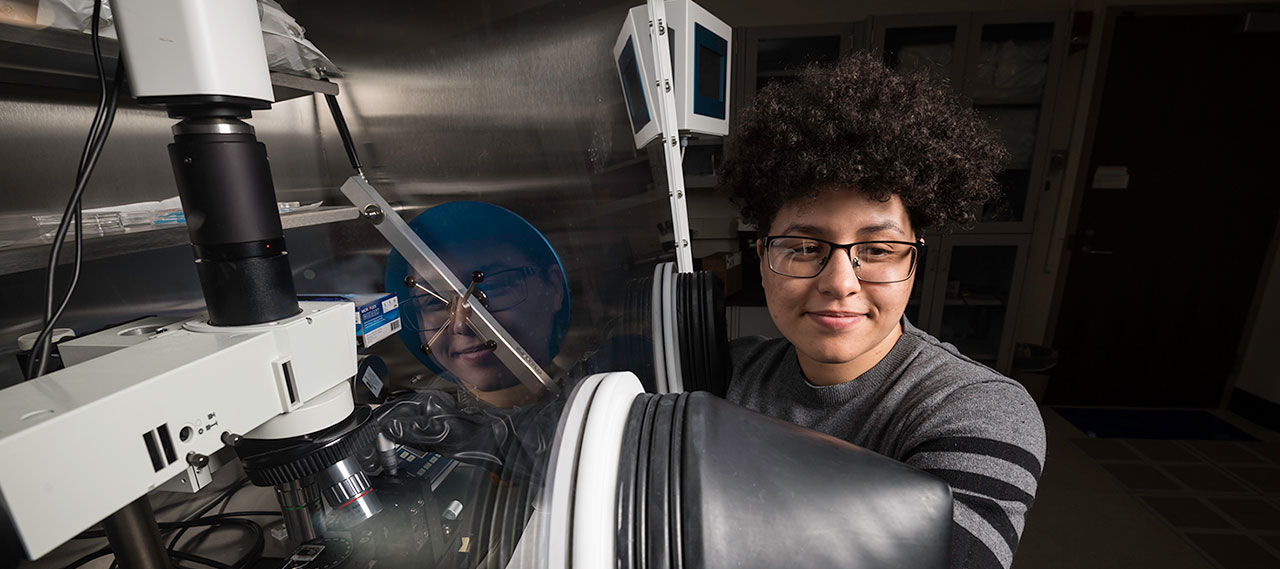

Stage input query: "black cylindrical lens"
[{"left": 168, "top": 116, "right": 299, "bottom": 325}]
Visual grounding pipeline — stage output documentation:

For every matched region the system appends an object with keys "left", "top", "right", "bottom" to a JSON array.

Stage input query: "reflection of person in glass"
[
  {"left": 386, "top": 202, "right": 570, "bottom": 408},
  {"left": 407, "top": 245, "right": 565, "bottom": 405}
]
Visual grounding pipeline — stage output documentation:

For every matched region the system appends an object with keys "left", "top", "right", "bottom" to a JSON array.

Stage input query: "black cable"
[
  {"left": 166, "top": 479, "right": 249, "bottom": 551},
  {"left": 202, "top": 511, "right": 282, "bottom": 519},
  {"left": 73, "top": 509, "right": 279, "bottom": 540},
  {"left": 164, "top": 518, "right": 263, "bottom": 569},
  {"left": 62, "top": 547, "right": 111, "bottom": 569},
  {"left": 177, "top": 510, "right": 282, "bottom": 553},
  {"left": 29, "top": 59, "right": 124, "bottom": 378},
  {"left": 61, "top": 546, "right": 236, "bottom": 569},
  {"left": 67, "top": 482, "right": 270, "bottom": 569},
  {"left": 170, "top": 549, "right": 234, "bottom": 569},
  {"left": 165, "top": 481, "right": 266, "bottom": 568},
  {"left": 28, "top": 1, "right": 107, "bottom": 377},
  {"left": 26, "top": 0, "right": 124, "bottom": 379}
]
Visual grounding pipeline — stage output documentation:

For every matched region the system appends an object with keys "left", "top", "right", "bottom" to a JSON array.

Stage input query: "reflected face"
[
  {"left": 760, "top": 189, "right": 916, "bottom": 380},
  {"left": 407, "top": 245, "right": 564, "bottom": 400}
]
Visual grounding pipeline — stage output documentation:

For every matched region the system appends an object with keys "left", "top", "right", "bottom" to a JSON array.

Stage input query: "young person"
[{"left": 718, "top": 53, "right": 1046, "bottom": 569}]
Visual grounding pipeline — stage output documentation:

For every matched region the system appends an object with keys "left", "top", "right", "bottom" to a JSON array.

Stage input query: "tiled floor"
[{"left": 1015, "top": 408, "right": 1280, "bottom": 569}]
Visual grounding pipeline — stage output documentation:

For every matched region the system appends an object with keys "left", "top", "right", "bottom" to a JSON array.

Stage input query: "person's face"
[
  {"left": 412, "top": 246, "right": 564, "bottom": 400},
  {"left": 760, "top": 189, "right": 916, "bottom": 377}
]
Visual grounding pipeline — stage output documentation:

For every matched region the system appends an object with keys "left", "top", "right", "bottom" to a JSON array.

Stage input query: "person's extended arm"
[{"left": 899, "top": 380, "right": 1046, "bottom": 569}]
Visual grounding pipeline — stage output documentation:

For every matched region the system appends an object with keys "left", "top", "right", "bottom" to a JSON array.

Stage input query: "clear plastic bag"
[
  {"left": 259, "top": 0, "right": 342, "bottom": 77},
  {"left": 33, "top": 0, "right": 341, "bottom": 77}
]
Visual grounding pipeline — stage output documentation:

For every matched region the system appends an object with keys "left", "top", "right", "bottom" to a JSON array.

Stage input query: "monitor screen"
[
  {"left": 697, "top": 44, "right": 723, "bottom": 101},
  {"left": 693, "top": 23, "right": 727, "bottom": 119},
  {"left": 618, "top": 37, "right": 651, "bottom": 133}
]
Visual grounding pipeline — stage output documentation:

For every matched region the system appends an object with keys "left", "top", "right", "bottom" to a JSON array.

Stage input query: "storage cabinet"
[
  {"left": 910, "top": 234, "right": 1030, "bottom": 373},
  {"left": 738, "top": 24, "right": 860, "bottom": 106},
  {"left": 871, "top": 13, "right": 972, "bottom": 87},
  {"left": 872, "top": 12, "right": 1066, "bottom": 233},
  {"left": 873, "top": 12, "right": 1064, "bottom": 372}
]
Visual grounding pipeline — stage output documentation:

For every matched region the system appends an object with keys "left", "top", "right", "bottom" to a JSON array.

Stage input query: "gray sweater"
[{"left": 726, "top": 319, "right": 1045, "bottom": 569}]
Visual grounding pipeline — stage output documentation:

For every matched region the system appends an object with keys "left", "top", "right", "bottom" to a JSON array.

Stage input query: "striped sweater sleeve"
[{"left": 899, "top": 380, "right": 1046, "bottom": 569}]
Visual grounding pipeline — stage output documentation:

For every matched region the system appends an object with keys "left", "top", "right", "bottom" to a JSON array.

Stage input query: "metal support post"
[
  {"left": 647, "top": 0, "right": 694, "bottom": 272},
  {"left": 102, "top": 497, "right": 174, "bottom": 569}
]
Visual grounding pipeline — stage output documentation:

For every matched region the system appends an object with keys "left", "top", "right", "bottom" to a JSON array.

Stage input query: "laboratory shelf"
[
  {"left": 0, "top": 22, "right": 337, "bottom": 102},
  {"left": 0, "top": 205, "right": 359, "bottom": 276}
]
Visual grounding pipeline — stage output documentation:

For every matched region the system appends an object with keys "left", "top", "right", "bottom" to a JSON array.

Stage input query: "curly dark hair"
[{"left": 719, "top": 52, "right": 1007, "bottom": 233}]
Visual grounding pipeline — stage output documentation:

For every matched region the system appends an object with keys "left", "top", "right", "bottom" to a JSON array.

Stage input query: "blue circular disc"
[{"left": 384, "top": 202, "right": 570, "bottom": 384}]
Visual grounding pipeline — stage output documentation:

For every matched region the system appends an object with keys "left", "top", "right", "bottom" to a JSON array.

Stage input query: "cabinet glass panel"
[
  {"left": 970, "top": 23, "right": 1054, "bottom": 104},
  {"left": 755, "top": 35, "right": 843, "bottom": 91},
  {"left": 938, "top": 245, "right": 1016, "bottom": 367},
  {"left": 681, "top": 141, "right": 724, "bottom": 177},
  {"left": 883, "top": 26, "right": 958, "bottom": 83},
  {"left": 971, "top": 22, "right": 1053, "bottom": 224},
  {"left": 977, "top": 106, "right": 1040, "bottom": 222}
]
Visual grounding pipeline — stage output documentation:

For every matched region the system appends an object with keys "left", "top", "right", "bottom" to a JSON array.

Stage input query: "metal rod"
[
  {"left": 320, "top": 81, "right": 364, "bottom": 177},
  {"left": 406, "top": 276, "right": 449, "bottom": 304},
  {"left": 102, "top": 497, "right": 174, "bottom": 569},
  {"left": 339, "top": 176, "right": 557, "bottom": 394},
  {"left": 275, "top": 479, "right": 323, "bottom": 543}
]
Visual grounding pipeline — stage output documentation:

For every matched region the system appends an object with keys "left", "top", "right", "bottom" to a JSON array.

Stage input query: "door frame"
[{"left": 1044, "top": 3, "right": 1267, "bottom": 349}]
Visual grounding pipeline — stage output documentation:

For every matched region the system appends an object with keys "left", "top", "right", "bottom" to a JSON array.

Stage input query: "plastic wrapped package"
[
  {"left": 31, "top": 197, "right": 320, "bottom": 238},
  {"left": 36, "top": 0, "right": 115, "bottom": 38},
  {"left": 31, "top": 0, "right": 341, "bottom": 77},
  {"left": 895, "top": 43, "right": 953, "bottom": 80},
  {"left": 259, "top": 0, "right": 342, "bottom": 77},
  {"left": 971, "top": 40, "right": 1051, "bottom": 102}
]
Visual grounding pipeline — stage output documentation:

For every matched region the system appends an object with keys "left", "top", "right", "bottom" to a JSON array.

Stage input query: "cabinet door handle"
[{"left": 1081, "top": 246, "right": 1114, "bottom": 255}]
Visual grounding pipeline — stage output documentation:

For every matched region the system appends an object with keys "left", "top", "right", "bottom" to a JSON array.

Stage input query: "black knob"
[{"left": 187, "top": 452, "right": 210, "bottom": 468}]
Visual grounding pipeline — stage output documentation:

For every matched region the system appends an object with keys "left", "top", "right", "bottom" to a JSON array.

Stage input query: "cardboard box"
[
  {"left": 299, "top": 293, "right": 401, "bottom": 349},
  {"left": 701, "top": 250, "right": 743, "bottom": 297}
]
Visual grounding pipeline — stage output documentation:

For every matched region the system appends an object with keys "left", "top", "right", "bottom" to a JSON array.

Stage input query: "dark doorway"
[{"left": 1048, "top": 11, "right": 1280, "bottom": 407}]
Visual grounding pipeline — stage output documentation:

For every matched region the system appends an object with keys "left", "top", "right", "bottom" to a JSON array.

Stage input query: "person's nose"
[
  {"left": 817, "top": 247, "right": 862, "bottom": 298},
  {"left": 450, "top": 301, "right": 473, "bottom": 336}
]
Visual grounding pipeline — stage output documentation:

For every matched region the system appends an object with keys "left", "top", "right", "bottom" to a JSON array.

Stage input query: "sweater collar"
[{"left": 788, "top": 315, "right": 923, "bottom": 406}]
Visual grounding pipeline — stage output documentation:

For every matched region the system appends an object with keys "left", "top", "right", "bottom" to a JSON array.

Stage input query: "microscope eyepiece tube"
[{"left": 168, "top": 115, "right": 300, "bottom": 325}]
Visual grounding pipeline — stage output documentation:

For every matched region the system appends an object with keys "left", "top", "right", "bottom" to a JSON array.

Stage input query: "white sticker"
[
  {"left": 361, "top": 365, "right": 384, "bottom": 396},
  {"left": 382, "top": 296, "right": 399, "bottom": 313},
  {"left": 363, "top": 321, "right": 396, "bottom": 347},
  {"left": 1092, "top": 166, "right": 1130, "bottom": 189}
]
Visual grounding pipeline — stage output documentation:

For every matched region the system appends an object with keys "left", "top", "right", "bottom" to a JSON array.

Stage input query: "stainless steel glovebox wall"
[{"left": 0, "top": 0, "right": 667, "bottom": 388}]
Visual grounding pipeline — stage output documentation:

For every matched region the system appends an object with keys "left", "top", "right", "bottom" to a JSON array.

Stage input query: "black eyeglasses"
[{"left": 761, "top": 235, "right": 925, "bottom": 282}]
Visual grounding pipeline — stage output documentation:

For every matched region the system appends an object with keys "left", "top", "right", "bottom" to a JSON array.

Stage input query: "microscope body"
[
  {"left": 0, "top": 302, "right": 357, "bottom": 558},
  {"left": 0, "top": 0, "right": 364, "bottom": 560}
]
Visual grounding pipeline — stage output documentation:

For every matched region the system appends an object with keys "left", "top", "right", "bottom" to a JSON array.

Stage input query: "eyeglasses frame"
[
  {"left": 760, "top": 235, "right": 927, "bottom": 283},
  {"left": 402, "top": 265, "right": 543, "bottom": 329}
]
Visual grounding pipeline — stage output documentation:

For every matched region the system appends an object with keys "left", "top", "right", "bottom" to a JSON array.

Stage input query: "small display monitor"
[
  {"left": 692, "top": 23, "right": 727, "bottom": 120},
  {"left": 618, "top": 37, "right": 652, "bottom": 134},
  {"left": 614, "top": 1, "right": 732, "bottom": 148}
]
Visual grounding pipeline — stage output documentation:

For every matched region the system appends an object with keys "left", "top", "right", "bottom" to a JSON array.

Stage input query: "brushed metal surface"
[{"left": 0, "top": 0, "right": 668, "bottom": 393}]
